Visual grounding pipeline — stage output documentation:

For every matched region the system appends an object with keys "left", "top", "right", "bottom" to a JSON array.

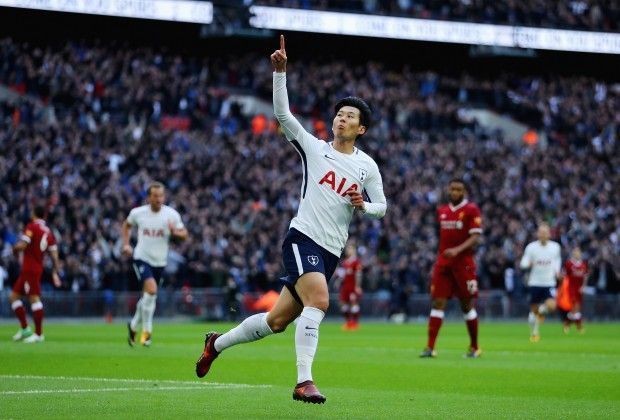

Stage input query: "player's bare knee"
[
  {"left": 266, "top": 316, "right": 289, "bottom": 333},
  {"left": 144, "top": 279, "right": 158, "bottom": 295},
  {"left": 431, "top": 299, "right": 447, "bottom": 310},
  {"left": 460, "top": 300, "right": 473, "bottom": 312},
  {"left": 28, "top": 295, "right": 41, "bottom": 304},
  {"left": 306, "top": 297, "right": 329, "bottom": 312}
]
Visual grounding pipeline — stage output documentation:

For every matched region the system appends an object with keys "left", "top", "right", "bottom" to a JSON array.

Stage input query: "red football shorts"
[
  {"left": 12, "top": 270, "right": 43, "bottom": 296},
  {"left": 339, "top": 287, "right": 360, "bottom": 304},
  {"left": 568, "top": 283, "right": 583, "bottom": 306},
  {"left": 431, "top": 260, "right": 478, "bottom": 300}
]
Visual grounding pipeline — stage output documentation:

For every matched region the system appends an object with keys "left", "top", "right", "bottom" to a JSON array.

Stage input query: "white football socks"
[
  {"left": 214, "top": 312, "right": 273, "bottom": 353},
  {"left": 141, "top": 293, "right": 157, "bottom": 333},
  {"left": 528, "top": 311, "right": 536, "bottom": 335},
  {"left": 295, "top": 307, "right": 325, "bottom": 384}
]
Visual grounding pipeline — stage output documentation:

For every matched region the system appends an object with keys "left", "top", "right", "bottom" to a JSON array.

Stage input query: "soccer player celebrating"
[
  {"left": 122, "top": 182, "right": 187, "bottom": 347},
  {"left": 519, "top": 223, "right": 562, "bottom": 342},
  {"left": 562, "top": 246, "right": 588, "bottom": 333},
  {"left": 195, "top": 35, "right": 387, "bottom": 404},
  {"left": 336, "top": 243, "right": 363, "bottom": 330},
  {"left": 10, "top": 205, "right": 62, "bottom": 343},
  {"left": 420, "top": 179, "right": 483, "bottom": 358}
]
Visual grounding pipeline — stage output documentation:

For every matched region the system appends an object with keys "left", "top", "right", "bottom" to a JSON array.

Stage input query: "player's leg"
[
  {"left": 23, "top": 295, "right": 45, "bottom": 343},
  {"left": 139, "top": 277, "right": 158, "bottom": 346},
  {"left": 128, "top": 261, "right": 144, "bottom": 346},
  {"left": 9, "top": 285, "right": 32, "bottom": 340},
  {"left": 215, "top": 286, "right": 299, "bottom": 352},
  {"left": 195, "top": 286, "right": 299, "bottom": 378},
  {"left": 538, "top": 296, "right": 556, "bottom": 316},
  {"left": 455, "top": 263, "right": 480, "bottom": 357},
  {"left": 294, "top": 272, "right": 328, "bottom": 382},
  {"left": 421, "top": 264, "right": 450, "bottom": 357},
  {"left": 459, "top": 297, "right": 480, "bottom": 357},
  {"left": 572, "top": 301, "right": 584, "bottom": 332},
  {"left": 339, "top": 298, "right": 351, "bottom": 330},
  {"left": 560, "top": 309, "right": 571, "bottom": 333},
  {"left": 292, "top": 271, "right": 329, "bottom": 404},
  {"left": 528, "top": 302, "right": 541, "bottom": 341},
  {"left": 22, "top": 274, "right": 45, "bottom": 343},
  {"left": 349, "top": 292, "right": 360, "bottom": 330}
]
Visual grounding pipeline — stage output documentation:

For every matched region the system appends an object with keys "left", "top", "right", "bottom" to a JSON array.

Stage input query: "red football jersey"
[
  {"left": 20, "top": 220, "right": 57, "bottom": 272},
  {"left": 565, "top": 259, "right": 588, "bottom": 286},
  {"left": 436, "top": 200, "right": 482, "bottom": 265},
  {"left": 341, "top": 257, "right": 362, "bottom": 290}
]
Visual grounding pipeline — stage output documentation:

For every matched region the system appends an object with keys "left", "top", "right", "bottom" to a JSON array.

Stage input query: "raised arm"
[{"left": 271, "top": 35, "right": 314, "bottom": 146}]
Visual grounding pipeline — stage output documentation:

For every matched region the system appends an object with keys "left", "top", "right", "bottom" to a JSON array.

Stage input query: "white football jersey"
[
  {"left": 126, "top": 205, "right": 184, "bottom": 267},
  {"left": 519, "top": 240, "right": 562, "bottom": 287},
  {"left": 274, "top": 72, "right": 387, "bottom": 256}
]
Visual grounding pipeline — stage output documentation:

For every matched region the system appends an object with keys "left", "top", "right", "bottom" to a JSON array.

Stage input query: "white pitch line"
[
  {"left": 0, "top": 385, "right": 243, "bottom": 396},
  {"left": 0, "top": 374, "right": 271, "bottom": 388}
]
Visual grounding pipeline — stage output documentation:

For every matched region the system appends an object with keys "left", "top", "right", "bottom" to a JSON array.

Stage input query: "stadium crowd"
[
  {"left": 0, "top": 38, "right": 618, "bottom": 297},
  {"left": 254, "top": 0, "right": 620, "bottom": 32}
]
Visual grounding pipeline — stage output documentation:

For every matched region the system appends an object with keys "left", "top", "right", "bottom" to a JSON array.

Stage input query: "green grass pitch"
[{"left": 1, "top": 320, "right": 619, "bottom": 419}]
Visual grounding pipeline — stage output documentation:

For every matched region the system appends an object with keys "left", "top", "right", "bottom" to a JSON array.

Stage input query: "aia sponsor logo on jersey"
[
  {"left": 318, "top": 170, "right": 359, "bottom": 196},
  {"left": 143, "top": 228, "right": 165, "bottom": 237}
]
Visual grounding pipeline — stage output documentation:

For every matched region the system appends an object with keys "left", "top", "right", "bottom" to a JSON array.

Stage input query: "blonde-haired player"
[
  {"left": 520, "top": 223, "right": 562, "bottom": 342},
  {"left": 122, "top": 182, "right": 187, "bottom": 347}
]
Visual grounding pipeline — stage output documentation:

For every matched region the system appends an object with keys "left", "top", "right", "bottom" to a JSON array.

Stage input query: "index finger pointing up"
[{"left": 280, "top": 34, "right": 286, "bottom": 52}]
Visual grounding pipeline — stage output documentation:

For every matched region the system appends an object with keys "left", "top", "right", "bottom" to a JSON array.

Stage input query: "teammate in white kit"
[
  {"left": 195, "top": 35, "right": 387, "bottom": 404},
  {"left": 519, "top": 223, "right": 562, "bottom": 342},
  {"left": 122, "top": 182, "right": 188, "bottom": 347}
]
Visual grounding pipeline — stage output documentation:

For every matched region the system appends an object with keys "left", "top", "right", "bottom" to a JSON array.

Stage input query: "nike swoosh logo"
[
  {"left": 305, "top": 326, "right": 318, "bottom": 330},
  {"left": 255, "top": 330, "right": 263, "bottom": 338},
  {"left": 324, "top": 154, "right": 336, "bottom": 160}
]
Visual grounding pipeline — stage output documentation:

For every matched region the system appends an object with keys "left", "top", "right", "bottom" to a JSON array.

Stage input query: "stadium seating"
[{"left": 0, "top": 38, "right": 618, "bottom": 300}]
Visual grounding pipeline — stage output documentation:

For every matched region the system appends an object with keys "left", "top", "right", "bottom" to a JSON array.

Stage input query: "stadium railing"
[{"left": 1, "top": 290, "right": 619, "bottom": 321}]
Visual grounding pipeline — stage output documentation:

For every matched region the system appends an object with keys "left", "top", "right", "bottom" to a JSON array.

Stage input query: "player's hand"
[
  {"left": 52, "top": 271, "right": 62, "bottom": 288},
  {"left": 355, "top": 286, "right": 363, "bottom": 296},
  {"left": 347, "top": 190, "right": 365, "bottom": 211},
  {"left": 168, "top": 220, "right": 177, "bottom": 236},
  {"left": 443, "top": 248, "right": 460, "bottom": 258},
  {"left": 270, "top": 34, "right": 287, "bottom": 73},
  {"left": 122, "top": 244, "right": 133, "bottom": 257}
]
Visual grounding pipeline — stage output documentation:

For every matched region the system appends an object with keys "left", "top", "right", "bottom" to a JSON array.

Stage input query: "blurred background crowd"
[{"left": 0, "top": 33, "right": 617, "bottom": 299}]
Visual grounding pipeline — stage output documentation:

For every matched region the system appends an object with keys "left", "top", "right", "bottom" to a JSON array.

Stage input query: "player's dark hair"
[
  {"left": 33, "top": 205, "right": 46, "bottom": 219},
  {"left": 334, "top": 97, "right": 372, "bottom": 134},
  {"left": 147, "top": 181, "right": 165, "bottom": 196},
  {"left": 449, "top": 178, "right": 468, "bottom": 191}
]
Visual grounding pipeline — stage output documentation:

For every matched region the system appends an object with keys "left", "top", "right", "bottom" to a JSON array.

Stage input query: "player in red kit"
[
  {"left": 336, "top": 244, "right": 363, "bottom": 330},
  {"left": 421, "top": 179, "right": 482, "bottom": 358},
  {"left": 9, "top": 206, "right": 62, "bottom": 343},
  {"left": 562, "top": 247, "right": 588, "bottom": 333}
]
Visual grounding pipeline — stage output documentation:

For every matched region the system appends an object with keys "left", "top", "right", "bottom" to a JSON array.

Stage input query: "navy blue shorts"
[
  {"left": 281, "top": 228, "right": 340, "bottom": 305},
  {"left": 528, "top": 286, "right": 554, "bottom": 304},
  {"left": 132, "top": 259, "right": 164, "bottom": 283}
]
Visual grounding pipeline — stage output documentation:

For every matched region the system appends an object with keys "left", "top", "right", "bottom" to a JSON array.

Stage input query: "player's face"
[
  {"left": 572, "top": 248, "right": 582, "bottom": 260},
  {"left": 148, "top": 187, "right": 165, "bottom": 211},
  {"left": 448, "top": 182, "right": 466, "bottom": 205},
  {"left": 537, "top": 225, "right": 550, "bottom": 242},
  {"left": 332, "top": 106, "right": 366, "bottom": 141},
  {"left": 345, "top": 244, "right": 356, "bottom": 258}
]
